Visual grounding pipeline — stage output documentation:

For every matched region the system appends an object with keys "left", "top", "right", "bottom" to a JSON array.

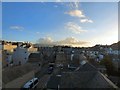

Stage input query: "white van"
[{"left": 23, "top": 78, "right": 39, "bottom": 89}]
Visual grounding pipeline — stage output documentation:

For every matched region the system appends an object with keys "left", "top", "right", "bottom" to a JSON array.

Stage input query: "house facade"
[{"left": 12, "top": 46, "right": 30, "bottom": 65}]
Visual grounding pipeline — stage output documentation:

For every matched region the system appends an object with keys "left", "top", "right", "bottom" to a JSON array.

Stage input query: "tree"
[{"left": 100, "top": 55, "right": 115, "bottom": 75}]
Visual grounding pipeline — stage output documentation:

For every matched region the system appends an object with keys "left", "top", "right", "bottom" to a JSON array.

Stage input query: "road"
[
  {"left": 35, "top": 62, "right": 60, "bottom": 89},
  {"left": 35, "top": 63, "right": 51, "bottom": 89},
  {"left": 37, "top": 75, "right": 51, "bottom": 89}
]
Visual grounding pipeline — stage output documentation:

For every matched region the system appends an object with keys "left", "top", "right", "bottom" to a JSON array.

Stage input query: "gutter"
[{"left": 99, "top": 72, "right": 118, "bottom": 88}]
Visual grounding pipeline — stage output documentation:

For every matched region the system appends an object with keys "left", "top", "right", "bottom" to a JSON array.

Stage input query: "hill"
[{"left": 110, "top": 41, "right": 120, "bottom": 50}]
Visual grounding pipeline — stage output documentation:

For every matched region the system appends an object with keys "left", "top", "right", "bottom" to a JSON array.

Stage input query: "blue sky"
[{"left": 2, "top": 2, "right": 118, "bottom": 47}]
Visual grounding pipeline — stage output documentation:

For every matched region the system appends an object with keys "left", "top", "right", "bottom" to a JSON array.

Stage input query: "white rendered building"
[{"left": 12, "top": 46, "right": 30, "bottom": 65}]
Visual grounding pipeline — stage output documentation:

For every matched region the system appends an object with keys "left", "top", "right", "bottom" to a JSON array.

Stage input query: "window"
[
  {"left": 29, "top": 83, "right": 33, "bottom": 89},
  {"left": 34, "top": 80, "right": 38, "bottom": 85},
  {"left": 19, "top": 61, "right": 21, "bottom": 65}
]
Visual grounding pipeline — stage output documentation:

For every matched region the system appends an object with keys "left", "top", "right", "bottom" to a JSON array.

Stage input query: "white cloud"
[
  {"left": 80, "top": 19, "right": 93, "bottom": 23},
  {"left": 10, "top": 26, "right": 24, "bottom": 31},
  {"left": 56, "top": 37, "right": 88, "bottom": 46},
  {"left": 36, "top": 32, "right": 40, "bottom": 34},
  {"left": 65, "top": 22, "right": 87, "bottom": 34},
  {"left": 65, "top": 10, "right": 85, "bottom": 18},
  {"left": 55, "top": 0, "right": 62, "bottom": 2},
  {"left": 64, "top": 1, "right": 80, "bottom": 10},
  {"left": 64, "top": 2, "right": 93, "bottom": 24},
  {"left": 37, "top": 37, "right": 89, "bottom": 47},
  {"left": 65, "top": 10, "right": 94, "bottom": 23},
  {"left": 74, "top": 2, "right": 79, "bottom": 9},
  {"left": 37, "top": 37, "right": 53, "bottom": 45}
]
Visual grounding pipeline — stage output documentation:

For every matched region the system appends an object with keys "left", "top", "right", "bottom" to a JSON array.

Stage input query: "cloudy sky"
[{"left": 2, "top": 2, "right": 118, "bottom": 47}]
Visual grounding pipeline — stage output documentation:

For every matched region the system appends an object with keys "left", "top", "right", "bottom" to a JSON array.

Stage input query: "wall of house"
[
  {"left": 56, "top": 52, "right": 66, "bottom": 66},
  {"left": 28, "top": 46, "right": 38, "bottom": 53},
  {"left": 12, "top": 47, "right": 30, "bottom": 65},
  {"left": 4, "top": 44, "right": 17, "bottom": 52}
]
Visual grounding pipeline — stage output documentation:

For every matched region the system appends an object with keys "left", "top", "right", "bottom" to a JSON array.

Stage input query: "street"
[
  {"left": 35, "top": 63, "right": 52, "bottom": 89},
  {"left": 37, "top": 75, "right": 51, "bottom": 89}
]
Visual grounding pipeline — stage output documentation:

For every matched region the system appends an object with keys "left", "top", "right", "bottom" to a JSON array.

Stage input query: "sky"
[{"left": 2, "top": 2, "right": 118, "bottom": 47}]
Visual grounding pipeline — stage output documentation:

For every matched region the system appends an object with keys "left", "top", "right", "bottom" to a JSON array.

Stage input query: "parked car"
[
  {"left": 22, "top": 78, "right": 39, "bottom": 89},
  {"left": 47, "top": 67, "right": 54, "bottom": 74}
]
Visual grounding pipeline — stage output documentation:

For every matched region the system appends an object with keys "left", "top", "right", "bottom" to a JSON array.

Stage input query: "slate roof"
[
  {"left": 77, "top": 62, "right": 98, "bottom": 72},
  {"left": 46, "top": 62, "right": 117, "bottom": 89},
  {"left": 28, "top": 53, "right": 42, "bottom": 62},
  {"left": 47, "top": 71, "right": 117, "bottom": 89},
  {"left": 60, "top": 71, "right": 117, "bottom": 88},
  {"left": 3, "top": 63, "right": 39, "bottom": 84},
  {"left": 29, "top": 53, "right": 41, "bottom": 58},
  {"left": 47, "top": 75, "right": 60, "bottom": 89}
]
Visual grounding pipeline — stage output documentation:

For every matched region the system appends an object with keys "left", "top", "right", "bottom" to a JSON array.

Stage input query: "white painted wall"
[{"left": 12, "top": 47, "right": 30, "bottom": 65}]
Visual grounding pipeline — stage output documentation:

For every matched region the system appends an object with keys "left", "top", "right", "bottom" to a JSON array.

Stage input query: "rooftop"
[
  {"left": 47, "top": 62, "right": 118, "bottom": 89},
  {"left": 3, "top": 63, "right": 39, "bottom": 84}
]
